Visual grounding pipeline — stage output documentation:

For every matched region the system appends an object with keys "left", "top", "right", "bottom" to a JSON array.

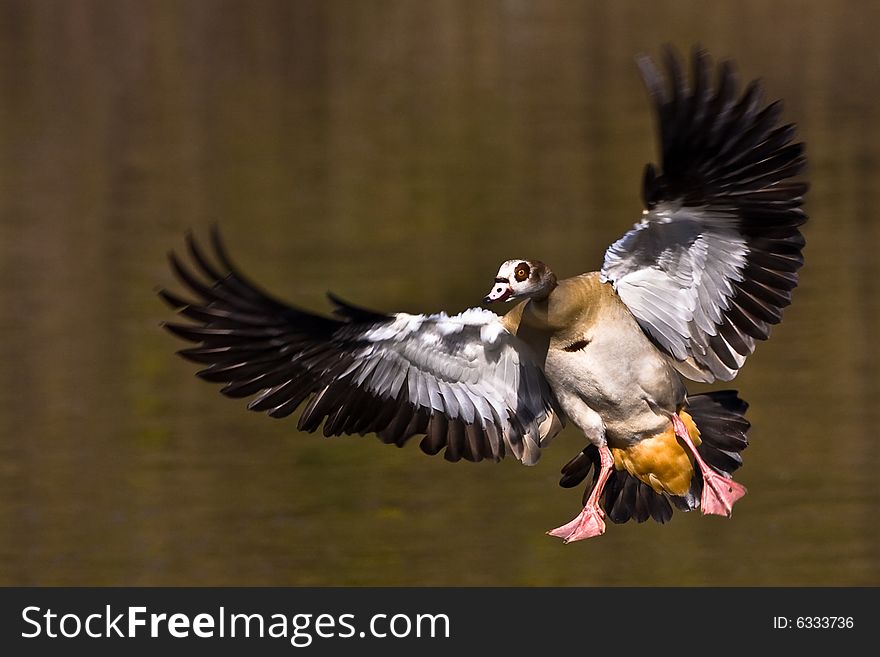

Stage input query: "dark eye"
[{"left": 514, "top": 262, "right": 530, "bottom": 282}]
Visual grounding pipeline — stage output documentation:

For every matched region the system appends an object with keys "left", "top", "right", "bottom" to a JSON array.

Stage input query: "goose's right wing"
[
  {"left": 601, "top": 47, "right": 807, "bottom": 383},
  {"left": 159, "top": 230, "right": 563, "bottom": 465}
]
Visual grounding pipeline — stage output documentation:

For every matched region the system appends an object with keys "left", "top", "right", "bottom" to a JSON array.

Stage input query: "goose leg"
[
  {"left": 671, "top": 413, "right": 747, "bottom": 516},
  {"left": 547, "top": 444, "right": 613, "bottom": 543}
]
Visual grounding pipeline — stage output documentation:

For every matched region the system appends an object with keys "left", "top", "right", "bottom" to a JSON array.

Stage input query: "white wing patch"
[
  {"left": 341, "top": 308, "right": 560, "bottom": 464},
  {"left": 602, "top": 205, "right": 750, "bottom": 382}
]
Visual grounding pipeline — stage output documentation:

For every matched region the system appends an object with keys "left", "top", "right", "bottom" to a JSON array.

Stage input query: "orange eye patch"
[{"left": 514, "top": 262, "right": 530, "bottom": 282}]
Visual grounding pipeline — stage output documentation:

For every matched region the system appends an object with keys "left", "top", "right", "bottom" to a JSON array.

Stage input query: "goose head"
[{"left": 483, "top": 259, "right": 558, "bottom": 304}]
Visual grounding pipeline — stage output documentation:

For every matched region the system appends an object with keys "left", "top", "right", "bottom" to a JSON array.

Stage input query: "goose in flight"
[{"left": 160, "top": 47, "right": 807, "bottom": 542}]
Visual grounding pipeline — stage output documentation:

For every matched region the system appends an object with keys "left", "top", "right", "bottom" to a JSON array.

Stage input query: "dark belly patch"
[{"left": 563, "top": 338, "right": 591, "bottom": 352}]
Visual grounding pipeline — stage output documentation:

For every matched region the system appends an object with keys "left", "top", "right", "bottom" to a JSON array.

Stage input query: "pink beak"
[{"left": 483, "top": 281, "right": 512, "bottom": 304}]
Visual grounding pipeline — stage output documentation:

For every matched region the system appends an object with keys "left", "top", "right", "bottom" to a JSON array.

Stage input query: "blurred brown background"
[{"left": 0, "top": 0, "right": 877, "bottom": 585}]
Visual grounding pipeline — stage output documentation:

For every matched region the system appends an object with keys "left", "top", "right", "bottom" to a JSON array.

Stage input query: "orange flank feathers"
[{"left": 611, "top": 412, "right": 701, "bottom": 497}]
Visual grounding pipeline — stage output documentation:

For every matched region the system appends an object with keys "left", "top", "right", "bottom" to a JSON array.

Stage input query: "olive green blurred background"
[{"left": 0, "top": 0, "right": 877, "bottom": 586}]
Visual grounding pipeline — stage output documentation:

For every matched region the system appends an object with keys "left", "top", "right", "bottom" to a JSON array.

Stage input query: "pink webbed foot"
[
  {"left": 671, "top": 412, "right": 747, "bottom": 517},
  {"left": 547, "top": 505, "right": 606, "bottom": 543},
  {"left": 547, "top": 444, "right": 613, "bottom": 543},
  {"left": 700, "top": 471, "right": 747, "bottom": 516}
]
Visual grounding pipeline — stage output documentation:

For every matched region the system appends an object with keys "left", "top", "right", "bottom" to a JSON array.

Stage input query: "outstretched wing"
[
  {"left": 160, "top": 229, "right": 563, "bottom": 465},
  {"left": 601, "top": 47, "right": 807, "bottom": 382}
]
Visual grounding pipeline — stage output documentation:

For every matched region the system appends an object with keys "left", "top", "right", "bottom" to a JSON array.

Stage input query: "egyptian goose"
[{"left": 160, "top": 47, "right": 807, "bottom": 542}]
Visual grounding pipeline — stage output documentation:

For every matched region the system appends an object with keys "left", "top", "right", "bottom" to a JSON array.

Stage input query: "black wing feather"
[
  {"left": 160, "top": 230, "right": 561, "bottom": 465},
  {"left": 606, "top": 46, "right": 808, "bottom": 383}
]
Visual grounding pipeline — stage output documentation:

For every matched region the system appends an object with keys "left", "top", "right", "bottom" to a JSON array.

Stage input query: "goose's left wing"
[
  {"left": 160, "top": 230, "right": 563, "bottom": 465},
  {"left": 601, "top": 47, "right": 808, "bottom": 383}
]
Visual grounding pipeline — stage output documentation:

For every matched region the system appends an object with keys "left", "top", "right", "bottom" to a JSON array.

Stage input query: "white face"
[{"left": 483, "top": 259, "right": 534, "bottom": 304}]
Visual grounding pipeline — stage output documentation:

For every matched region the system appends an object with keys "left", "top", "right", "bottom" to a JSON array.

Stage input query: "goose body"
[
  {"left": 161, "top": 47, "right": 806, "bottom": 541},
  {"left": 502, "top": 273, "right": 686, "bottom": 446}
]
